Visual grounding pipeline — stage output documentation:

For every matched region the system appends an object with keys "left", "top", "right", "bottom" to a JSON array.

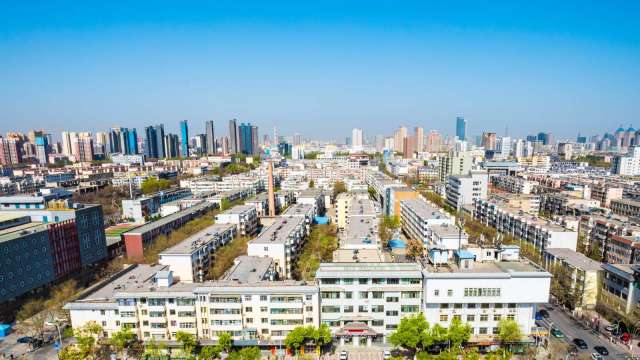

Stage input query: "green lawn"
[{"left": 293, "top": 224, "right": 338, "bottom": 281}]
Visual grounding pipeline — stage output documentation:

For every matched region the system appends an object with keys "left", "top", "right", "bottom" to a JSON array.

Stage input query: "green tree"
[
  {"left": 315, "top": 323, "right": 332, "bottom": 347},
  {"left": 284, "top": 326, "right": 308, "bottom": 353},
  {"left": 218, "top": 332, "right": 233, "bottom": 353},
  {"left": 110, "top": 327, "right": 136, "bottom": 359},
  {"left": 227, "top": 346, "right": 261, "bottom": 360},
  {"left": 333, "top": 180, "right": 347, "bottom": 197},
  {"left": 406, "top": 239, "right": 424, "bottom": 259},
  {"left": 388, "top": 313, "right": 433, "bottom": 354},
  {"left": 58, "top": 345, "right": 84, "bottom": 360},
  {"left": 141, "top": 177, "right": 173, "bottom": 194},
  {"left": 199, "top": 345, "right": 221, "bottom": 360},
  {"left": 309, "top": 179, "right": 315, "bottom": 188},
  {"left": 447, "top": 317, "right": 472, "bottom": 349},
  {"left": 176, "top": 331, "right": 198, "bottom": 356},
  {"left": 497, "top": 319, "right": 522, "bottom": 344}
]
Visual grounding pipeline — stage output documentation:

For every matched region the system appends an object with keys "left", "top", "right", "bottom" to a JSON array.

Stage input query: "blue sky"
[{"left": 1, "top": 1, "right": 638, "bottom": 141}]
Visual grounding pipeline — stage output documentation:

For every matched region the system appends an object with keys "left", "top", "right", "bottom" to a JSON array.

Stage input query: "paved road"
[{"left": 541, "top": 304, "right": 636, "bottom": 360}]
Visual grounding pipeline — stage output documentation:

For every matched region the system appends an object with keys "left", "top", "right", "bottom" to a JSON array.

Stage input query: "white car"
[
  {"left": 383, "top": 350, "right": 391, "bottom": 359},
  {"left": 591, "top": 353, "right": 603, "bottom": 360},
  {"left": 340, "top": 351, "right": 348, "bottom": 360}
]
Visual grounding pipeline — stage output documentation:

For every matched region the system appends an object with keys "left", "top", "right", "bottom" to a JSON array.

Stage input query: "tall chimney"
[{"left": 268, "top": 161, "right": 276, "bottom": 216}]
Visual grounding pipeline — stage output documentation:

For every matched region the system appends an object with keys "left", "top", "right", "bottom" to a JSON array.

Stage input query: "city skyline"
[{"left": 1, "top": 2, "right": 638, "bottom": 138}]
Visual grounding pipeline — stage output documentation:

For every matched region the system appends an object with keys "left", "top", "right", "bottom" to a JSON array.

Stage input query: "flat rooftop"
[
  {"left": 482, "top": 200, "right": 574, "bottom": 233},
  {"left": 220, "top": 204, "right": 254, "bottom": 215},
  {"left": 332, "top": 248, "right": 387, "bottom": 263},
  {"left": 402, "top": 199, "right": 451, "bottom": 221},
  {"left": 316, "top": 262, "right": 423, "bottom": 278},
  {"left": 349, "top": 198, "right": 377, "bottom": 217},
  {"left": 545, "top": 248, "right": 603, "bottom": 271},
  {"left": 343, "top": 214, "right": 378, "bottom": 246},
  {"left": 424, "top": 259, "right": 548, "bottom": 276},
  {"left": 125, "top": 201, "right": 212, "bottom": 235},
  {"left": 0, "top": 220, "right": 48, "bottom": 243},
  {"left": 251, "top": 216, "right": 305, "bottom": 244},
  {"left": 282, "top": 203, "right": 314, "bottom": 216},
  {"left": 159, "top": 223, "right": 235, "bottom": 255},
  {"left": 431, "top": 223, "right": 466, "bottom": 238},
  {"left": 222, "top": 255, "right": 274, "bottom": 283}
]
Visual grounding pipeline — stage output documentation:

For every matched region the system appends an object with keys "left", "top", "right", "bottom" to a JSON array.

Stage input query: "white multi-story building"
[
  {"left": 400, "top": 199, "right": 454, "bottom": 246},
  {"left": 422, "top": 253, "right": 551, "bottom": 344},
  {"left": 247, "top": 216, "right": 307, "bottom": 279},
  {"left": 473, "top": 198, "right": 578, "bottom": 252},
  {"left": 612, "top": 146, "right": 640, "bottom": 176},
  {"left": 490, "top": 175, "right": 538, "bottom": 195},
  {"left": 64, "top": 265, "right": 320, "bottom": 344},
  {"left": 446, "top": 170, "right": 489, "bottom": 210},
  {"left": 215, "top": 205, "right": 258, "bottom": 237},
  {"left": 159, "top": 224, "right": 236, "bottom": 283},
  {"left": 315, "top": 262, "right": 423, "bottom": 346}
]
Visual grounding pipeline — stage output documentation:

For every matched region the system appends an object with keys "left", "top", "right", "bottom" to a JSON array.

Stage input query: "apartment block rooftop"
[
  {"left": 348, "top": 197, "right": 377, "bottom": 217},
  {"left": 282, "top": 203, "right": 314, "bottom": 216},
  {"left": 251, "top": 216, "right": 305, "bottom": 244},
  {"left": 402, "top": 199, "right": 451, "bottom": 221},
  {"left": 221, "top": 255, "right": 275, "bottom": 283},
  {"left": 220, "top": 204, "right": 255, "bottom": 214},
  {"left": 0, "top": 219, "right": 48, "bottom": 243},
  {"left": 332, "top": 248, "right": 388, "bottom": 263},
  {"left": 545, "top": 248, "right": 603, "bottom": 271},
  {"left": 316, "top": 262, "right": 423, "bottom": 278},
  {"left": 159, "top": 223, "right": 235, "bottom": 255}
]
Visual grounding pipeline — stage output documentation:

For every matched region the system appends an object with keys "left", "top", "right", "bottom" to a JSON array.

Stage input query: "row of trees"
[
  {"left": 58, "top": 323, "right": 260, "bottom": 360},
  {"left": 140, "top": 177, "right": 174, "bottom": 195},
  {"left": 379, "top": 215, "right": 401, "bottom": 247},
  {"left": 388, "top": 314, "right": 522, "bottom": 358},
  {"left": 292, "top": 224, "right": 338, "bottom": 281},
  {"left": 283, "top": 324, "right": 332, "bottom": 354}
]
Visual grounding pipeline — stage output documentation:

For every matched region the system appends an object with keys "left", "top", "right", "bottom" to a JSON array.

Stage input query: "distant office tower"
[
  {"left": 403, "top": 136, "right": 416, "bottom": 159},
  {"left": 345, "top": 137, "right": 352, "bottom": 146},
  {"left": 73, "top": 132, "right": 94, "bottom": 162},
  {"left": 164, "top": 134, "right": 180, "bottom": 158},
  {"left": 0, "top": 136, "right": 22, "bottom": 165},
  {"left": 205, "top": 120, "right": 215, "bottom": 155},
  {"left": 537, "top": 132, "right": 553, "bottom": 146},
  {"left": 293, "top": 133, "right": 301, "bottom": 146},
  {"left": 526, "top": 135, "right": 537, "bottom": 142},
  {"left": 144, "top": 125, "right": 166, "bottom": 159},
  {"left": 383, "top": 137, "right": 394, "bottom": 151},
  {"left": 35, "top": 135, "right": 49, "bottom": 164},
  {"left": 513, "top": 139, "right": 525, "bottom": 158},
  {"left": 375, "top": 134, "right": 384, "bottom": 152},
  {"left": 456, "top": 117, "right": 467, "bottom": 141},
  {"left": 558, "top": 142, "right": 573, "bottom": 160},
  {"left": 497, "top": 137, "right": 511, "bottom": 158},
  {"left": 352, "top": 128, "right": 363, "bottom": 148},
  {"left": 481, "top": 132, "right": 497, "bottom": 150},
  {"left": 127, "top": 128, "right": 138, "bottom": 155},
  {"left": 220, "top": 136, "right": 229, "bottom": 154},
  {"left": 394, "top": 126, "right": 407, "bottom": 152},
  {"left": 180, "top": 120, "right": 189, "bottom": 157},
  {"left": 239, "top": 123, "right": 257, "bottom": 155},
  {"left": 278, "top": 142, "right": 292, "bottom": 157},
  {"left": 251, "top": 125, "right": 259, "bottom": 155},
  {"left": 108, "top": 127, "right": 138, "bottom": 155},
  {"left": 426, "top": 130, "right": 442, "bottom": 152},
  {"left": 61, "top": 131, "right": 76, "bottom": 157},
  {"left": 415, "top": 127, "right": 424, "bottom": 152},
  {"left": 229, "top": 119, "right": 239, "bottom": 155}
]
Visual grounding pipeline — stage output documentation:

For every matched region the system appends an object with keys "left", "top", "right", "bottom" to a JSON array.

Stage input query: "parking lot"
[{"left": 324, "top": 348, "right": 390, "bottom": 360}]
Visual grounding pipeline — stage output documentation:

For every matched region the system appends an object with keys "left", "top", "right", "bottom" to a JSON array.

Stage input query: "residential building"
[
  {"left": 215, "top": 205, "right": 259, "bottom": 237},
  {"left": 599, "top": 264, "right": 640, "bottom": 316},
  {"left": 180, "top": 120, "right": 189, "bottom": 157},
  {"left": 400, "top": 199, "right": 454, "bottom": 246},
  {"left": 612, "top": 146, "right": 640, "bottom": 176},
  {"left": 445, "top": 170, "right": 489, "bottom": 210},
  {"left": 490, "top": 175, "right": 537, "bottom": 195},
  {"left": 611, "top": 198, "right": 640, "bottom": 219},
  {"left": 438, "top": 151, "right": 472, "bottom": 182},
  {"left": 205, "top": 120, "right": 216, "bottom": 155},
  {"left": 456, "top": 117, "right": 466, "bottom": 141},
  {"left": 543, "top": 248, "right": 602, "bottom": 310},
  {"left": 159, "top": 224, "right": 236, "bottom": 283}
]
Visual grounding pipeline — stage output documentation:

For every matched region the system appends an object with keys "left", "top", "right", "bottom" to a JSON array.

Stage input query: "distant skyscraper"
[
  {"left": 35, "top": 135, "right": 49, "bottom": 164},
  {"left": 352, "top": 128, "right": 363, "bottom": 148},
  {"left": 394, "top": 126, "right": 407, "bottom": 152},
  {"left": 251, "top": 125, "right": 259, "bottom": 156},
  {"left": 0, "top": 136, "right": 22, "bottom": 165},
  {"left": 164, "top": 134, "right": 179, "bottom": 158},
  {"left": 205, "top": 120, "right": 215, "bottom": 155},
  {"left": 426, "top": 131, "right": 442, "bottom": 152},
  {"left": 481, "top": 132, "right": 497, "bottom": 150},
  {"left": 239, "top": 123, "right": 258, "bottom": 155},
  {"left": 513, "top": 139, "right": 525, "bottom": 158},
  {"left": 456, "top": 117, "right": 467, "bottom": 141},
  {"left": 537, "top": 132, "right": 553, "bottom": 146},
  {"left": 497, "top": 137, "right": 511, "bottom": 158},
  {"left": 293, "top": 133, "right": 301, "bottom": 146},
  {"left": 180, "top": 120, "right": 189, "bottom": 157},
  {"left": 127, "top": 128, "right": 139, "bottom": 155},
  {"left": 403, "top": 136, "right": 416, "bottom": 159},
  {"left": 74, "top": 132, "right": 94, "bottom": 162},
  {"left": 415, "top": 127, "right": 424, "bottom": 152},
  {"left": 375, "top": 134, "right": 384, "bottom": 152},
  {"left": 144, "top": 125, "right": 165, "bottom": 159},
  {"left": 229, "top": 119, "right": 239, "bottom": 155},
  {"left": 61, "top": 131, "right": 76, "bottom": 157},
  {"left": 108, "top": 127, "right": 138, "bottom": 155}
]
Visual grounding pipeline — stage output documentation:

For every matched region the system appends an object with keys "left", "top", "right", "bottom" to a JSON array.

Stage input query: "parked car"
[
  {"left": 535, "top": 312, "right": 544, "bottom": 321},
  {"left": 16, "top": 336, "right": 33, "bottom": 344},
  {"left": 591, "top": 353, "right": 603, "bottom": 360},
  {"left": 551, "top": 328, "right": 564, "bottom": 338},
  {"left": 340, "top": 351, "right": 348, "bottom": 360},
  {"left": 593, "top": 346, "right": 609, "bottom": 356},
  {"left": 539, "top": 309, "right": 549, "bottom": 318},
  {"left": 573, "top": 338, "right": 588, "bottom": 349},
  {"left": 383, "top": 350, "right": 391, "bottom": 359}
]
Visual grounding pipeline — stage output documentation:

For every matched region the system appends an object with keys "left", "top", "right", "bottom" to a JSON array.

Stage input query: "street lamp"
[{"left": 546, "top": 321, "right": 554, "bottom": 348}]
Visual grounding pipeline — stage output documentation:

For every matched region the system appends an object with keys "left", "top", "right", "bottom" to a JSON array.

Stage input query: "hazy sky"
[{"left": 1, "top": 1, "right": 638, "bottom": 141}]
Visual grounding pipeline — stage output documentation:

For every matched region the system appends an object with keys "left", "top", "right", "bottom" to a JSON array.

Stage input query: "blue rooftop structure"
[
  {"left": 0, "top": 324, "right": 11, "bottom": 337},
  {"left": 388, "top": 239, "right": 406, "bottom": 249},
  {"left": 455, "top": 249, "right": 475, "bottom": 259}
]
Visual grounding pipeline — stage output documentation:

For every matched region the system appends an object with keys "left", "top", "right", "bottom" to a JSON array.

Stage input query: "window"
[
  {"left": 493, "top": 315, "right": 501, "bottom": 321},
  {"left": 479, "top": 327, "right": 488, "bottom": 335},
  {"left": 372, "top": 305, "right": 384, "bottom": 313},
  {"left": 387, "top": 278, "right": 399, "bottom": 284},
  {"left": 467, "top": 303, "right": 476, "bottom": 309},
  {"left": 453, "top": 315, "right": 461, "bottom": 321},
  {"left": 464, "top": 288, "right": 501, "bottom": 297},
  {"left": 321, "top": 278, "right": 337, "bottom": 285},
  {"left": 507, "top": 314, "right": 515, "bottom": 320},
  {"left": 480, "top": 315, "right": 488, "bottom": 322},
  {"left": 262, "top": 318, "right": 268, "bottom": 324},
  {"left": 372, "top": 320, "right": 384, "bottom": 326},
  {"left": 260, "top": 295, "right": 268, "bottom": 301},
  {"left": 344, "top": 292, "right": 353, "bottom": 299},
  {"left": 372, "top": 291, "right": 384, "bottom": 299},
  {"left": 481, "top": 303, "right": 490, "bottom": 309},
  {"left": 260, "top": 307, "right": 268, "bottom": 312},
  {"left": 401, "top": 291, "right": 420, "bottom": 299},
  {"left": 179, "top": 322, "right": 195, "bottom": 329},
  {"left": 447, "top": 289, "right": 453, "bottom": 296},
  {"left": 466, "top": 315, "right": 475, "bottom": 322},
  {"left": 386, "top": 297, "right": 399, "bottom": 303},
  {"left": 494, "top": 303, "right": 503, "bottom": 309},
  {"left": 508, "top": 303, "right": 517, "bottom": 309},
  {"left": 492, "top": 327, "right": 499, "bottom": 335},
  {"left": 359, "top": 278, "right": 369, "bottom": 285},
  {"left": 440, "top": 303, "right": 449, "bottom": 309},
  {"left": 386, "top": 310, "right": 399, "bottom": 316},
  {"left": 434, "top": 289, "right": 440, "bottom": 296},
  {"left": 342, "top": 278, "right": 353, "bottom": 285},
  {"left": 401, "top": 305, "right": 419, "bottom": 313},
  {"left": 321, "top": 291, "right": 340, "bottom": 299},
  {"left": 343, "top": 306, "right": 354, "bottom": 313},
  {"left": 245, "top": 307, "right": 253, "bottom": 313},
  {"left": 148, "top": 298, "right": 165, "bottom": 306},
  {"left": 358, "top": 305, "right": 368, "bottom": 313},
  {"left": 440, "top": 314, "right": 448, "bottom": 322},
  {"left": 359, "top": 291, "right": 369, "bottom": 299},
  {"left": 454, "top": 303, "right": 462, "bottom": 309},
  {"left": 372, "top": 278, "right": 385, "bottom": 284},
  {"left": 246, "top": 318, "right": 253, "bottom": 324}
]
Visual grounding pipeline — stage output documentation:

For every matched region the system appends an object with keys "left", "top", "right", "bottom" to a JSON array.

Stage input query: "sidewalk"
[{"left": 568, "top": 308, "right": 639, "bottom": 358}]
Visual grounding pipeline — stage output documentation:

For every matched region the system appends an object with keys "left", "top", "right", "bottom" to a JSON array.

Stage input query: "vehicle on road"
[
  {"left": 17, "top": 336, "right": 34, "bottom": 344},
  {"left": 539, "top": 309, "right": 549, "bottom": 318},
  {"left": 568, "top": 345, "right": 579, "bottom": 356},
  {"left": 604, "top": 325, "right": 616, "bottom": 332},
  {"left": 591, "top": 353, "right": 603, "bottom": 360},
  {"left": 551, "top": 328, "right": 564, "bottom": 338},
  {"left": 593, "top": 346, "right": 608, "bottom": 356},
  {"left": 535, "top": 312, "right": 544, "bottom": 320},
  {"left": 340, "top": 351, "right": 348, "bottom": 360},
  {"left": 573, "top": 338, "right": 588, "bottom": 349},
  {"left": 383, "top": 350, "right": 391, "bottom": 359}
]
